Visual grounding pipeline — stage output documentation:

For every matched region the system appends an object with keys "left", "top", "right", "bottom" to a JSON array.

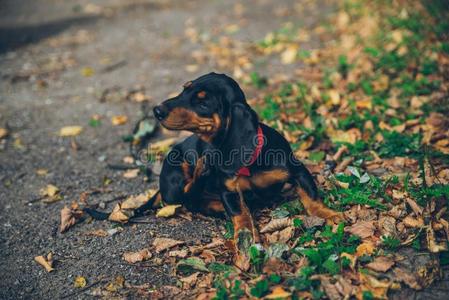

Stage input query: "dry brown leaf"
[
  {"left": 156, "top": 205, "right": 182, "bottom": 218},
  {"left": 60, "top": 206, "right": 82, "bottom": 233},
  {"left": 301, "top": 215, "right": 325, "bottom": 228},
  {"left": 345, "top": 220, "right": 376, "bottom": 239},
  {"left": 356, "top": 242, "right": 375, "bottom": 257},
  {"left": 200, "top": 250, "right": 216, "bottom": 263},
  {"left": 403, "top": 215, "right": 424, "bottom": 228},
  {"left": 111, "top": 115, "right": 128, "bottom": 126},
  {"left": 320, "top": 277, "right": 342, "bottom": 300},
  {"left": 59, "top": 126, "right": 83, "bottom": 137},
  {"left": 358, "top": 273, "right": 391, "bottom": 300},
  {"left": 278, "top": 226, "right": 294, "bottom": 243},
  {"left": 123, "top": 248, "right": 152, "bottom": 263},
  {"left": 426, "top": 226, "right": 448, "bottom": 253},
  {"left": 393, "top": 267, "right": 422, "bottom": 290},
  {"left": 405, "top": 197, "right": 423, "bottom": 216},
  {"left": 265, "top": 286, "right": 292, "bottom": 299},
  {"left": 366, "top": 256, "right": 395, "bottom": 272},
  {"left": 180, "top": 272, "right": 199, "bottom": 289},
  {"left": 109, "top": 190, "right": 156, "bottom": 223},
  {"left": 153, "top": 237, "right": 184, "bottom": 253},
  {"left": 260, "top": 217, "right": 291, "bottom": 233},
  {"left": 123, "top": 169, "right": 139, "bottom": 179},
  {"left": 378, "top": 216, "right": 397, "bottom": 237},
  {"left": 34, "top": 254, "right": 54, "bottom": 272},
  {"left": 168, "top": 249, "right": 188, "bottom": 258}
]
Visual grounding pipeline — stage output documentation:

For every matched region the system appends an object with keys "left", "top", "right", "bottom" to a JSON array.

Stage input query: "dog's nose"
[{"left": 153, "top": 105, "right": 168, "bottom": 121}]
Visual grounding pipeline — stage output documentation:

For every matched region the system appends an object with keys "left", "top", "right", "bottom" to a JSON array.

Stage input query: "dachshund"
[
  {"left": 151, "top": 73, "right": 342, "bottom": 268},
  {"left": 86, "top": 72, "right": 342, "bottom": 269}
]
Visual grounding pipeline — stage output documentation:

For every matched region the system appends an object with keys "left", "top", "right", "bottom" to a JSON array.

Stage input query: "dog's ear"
[{"left": 219, "top": 102, "right": 259, "bottom": 175}]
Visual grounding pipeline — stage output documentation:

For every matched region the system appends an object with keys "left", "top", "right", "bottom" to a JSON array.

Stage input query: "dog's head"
[{"left": 154, "top": 73, "right": 260, "bottom": 174}]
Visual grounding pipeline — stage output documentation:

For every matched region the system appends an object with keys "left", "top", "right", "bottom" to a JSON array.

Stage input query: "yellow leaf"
[
  {"left": 111, "top": 115, "right": 128, "bottom": 126},
  {"left": 81, "top": 67, "right": 94, "bottom": 77},
  {"left": 356, "top": 242, "right": 375, "bottom": 257},
  {"left": 40, "top": 184, "right": 59, "bottom": 197},
  {"left": 281, "top": 46, "right": 298, "bottom": 64},
  {"left": 59, "top": 126, "right": 83, "bottom": 137},
  {"left": 34, "top": 255, "right": 54, "bottom": 272},
  {"left": 36, "top": 169, "right": 48, "bottom": 176},
  {"left": 123, "top": 169, "right": 139, "bottom": 179},
  {"left": 156, "top": 205, "right": 182, "bottom": 218},
  {"left": 265, "top": 286, "right": 291, "bottom": 299},
  {"left": 74, "top": 276, "right": 87, "bottom": 288},
  {"left": 0, "top": 127, "right": 8, "bottom": 139},
  {"left": 328, "top": 89, "right": 341, "bottom": 105}
]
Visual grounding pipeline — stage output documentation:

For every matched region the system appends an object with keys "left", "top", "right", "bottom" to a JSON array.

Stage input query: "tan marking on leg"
[
  {"left": 250, "top": 169, "right": 290, "bottom": 189},
  {"left": 152, "top": 192, "right": 162, "bottom": 208},
  {"left": 297, "top": 187, "right": 344, "bottom": 224},
  {"left": 225, "top": 176, "right": 252, "bottom": 192}
]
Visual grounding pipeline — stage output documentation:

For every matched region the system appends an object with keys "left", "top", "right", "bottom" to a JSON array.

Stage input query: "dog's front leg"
[{"left": 221, "top": 190, "right": 259, "bottom": 271}]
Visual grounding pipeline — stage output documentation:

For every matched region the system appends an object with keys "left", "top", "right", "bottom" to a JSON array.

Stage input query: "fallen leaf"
[
  {"left": 177, "top": 257, "right": 209, "bottom": 273},
  {"left": 168, "top": 249, "right": 188, "bottom": 258},
  {"left": 153, "top": 237, "right": 184, "bottom": 253},
  {"left": 300, "top": 215, "right": 325, "bottom": 228},
  {"left": 281, "top": 46, "right": 298, "bottom": 64},
  {"left": 180, "top": 272, "right": 199, "bottom": 289},
  {"left": 278, "top": 226, "right": 294, "bottom": 242},
  {"left": 265, "top": 286, "right": 292, "bottom": 299},
  {"left": 109, "top": 190, "right": 156, "bottom": 223},
  {"left": 74, "top": 276, "right": 87, "bottom": 288},
  {"left": 81, "top": 66, "right": 94, "bottom": 77},
  {"left": 426, "top": 226, "right": 448, "bottom": 253},
  {"left": 40, "top": 184, "right": 59, "bottom": 197},
  {"left": 34, "top": 254, "right": 54, "bottom": 272},
  {"left": 123, "top": 168, "right": 139, "bottom": 179},
  {"left": 366, "top": 256, "right": 395, "bottom": 272},
  {"left": 320, "top": 277, "right": 342, "bottom": 300},
  {"left": 111, "top": 115, "right": 128, "bottom": 126},
  {"left": 403, "top": 215, "right": 424, "bottom": 228},
  {"left": 260, "top": 217, "right": 291, "bottom": 233},
  {"left": 60, "top": 206, "right": 83, "bottom": 233},
  {"left": 356, "top": 242, "right": 375, "bottom": 257},
  {"left": 105, "top": 275, "right": 125, "bottom": 292},
  {"left": 405, "top": 197, "right": 424, "bottom": 216},
  {"left": 123, "top": 248, "right": 152, "bottom": 263},
  {"left": 36, "top": 169, "right": 48, "bottom": 176},
  {"left": 0, "top": 128, "right": 8, "bottom": 139},
  {"left": 156, "top": 205, "right": 182, "bottom": 218},
  {"left": 345, "top": 220, "right": 376, "bottom": 239},
  {"left": 85, "top": 229, "right": 108, "bottom": 237},
  {"left": 59, "top": 126, "right": 83, "bottom": 137},
  {"left": 358, "top": 273, "right": 390, "bottom": 299}
]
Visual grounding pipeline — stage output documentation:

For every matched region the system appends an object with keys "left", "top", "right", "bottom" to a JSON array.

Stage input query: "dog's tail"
[{"left": 83, "top": 190, "right": 161, "bottom": 221}]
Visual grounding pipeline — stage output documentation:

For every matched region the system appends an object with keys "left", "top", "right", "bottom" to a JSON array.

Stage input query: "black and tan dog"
[
  {"left": 151, "top": 73, "right": 342, "bottom": 267},
  {"left": 87, "top": 72, "right": 342, "bottom": 268}
]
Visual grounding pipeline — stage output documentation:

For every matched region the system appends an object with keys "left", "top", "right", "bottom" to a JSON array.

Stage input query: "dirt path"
[{"left": 0, "top": 0, "right": 332, "bottom": 298}]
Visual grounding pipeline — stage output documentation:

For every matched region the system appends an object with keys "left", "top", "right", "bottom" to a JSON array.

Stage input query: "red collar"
[{"left": 236, "top": 125, "right": 263, "bottom": 177}]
